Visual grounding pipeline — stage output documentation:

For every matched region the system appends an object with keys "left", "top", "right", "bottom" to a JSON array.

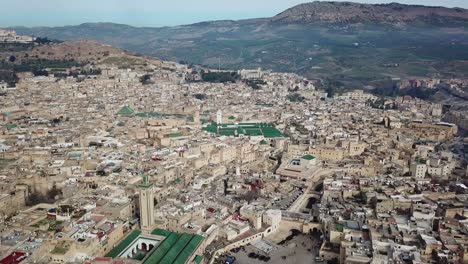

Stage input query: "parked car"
[{"left": 226, "top": 256, "right": 236, "bottom": 264}]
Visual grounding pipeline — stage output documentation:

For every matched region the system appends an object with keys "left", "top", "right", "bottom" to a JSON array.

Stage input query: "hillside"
[
  {"left": 271, "top": 2, "right": 468, "bottom": 26},
  {"left": 10, "top": 1, "right": 468, "bottom": 86},
  {"left": 0, "top": 40, "right": 160, "bottom": 86}
]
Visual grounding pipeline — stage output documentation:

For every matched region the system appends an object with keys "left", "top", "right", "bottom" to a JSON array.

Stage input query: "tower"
[
  {"left": 194, "top": 110, "right": 200, "bottom": 124},
  {"left": 216, "top": 110, "right": 222, "bottom": 125},
  {"left": 139, "top": 175, "right": 154, "bottom": 231}
]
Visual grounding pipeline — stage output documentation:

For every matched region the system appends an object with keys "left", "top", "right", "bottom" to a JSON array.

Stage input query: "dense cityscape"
[{"left": 1, "top": 2, "right": 468, "bottom": 264}]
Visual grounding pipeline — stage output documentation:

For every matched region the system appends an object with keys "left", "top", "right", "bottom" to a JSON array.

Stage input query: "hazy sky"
[{"left": 2, "top": 0, "right": 468, "bottom": 27}]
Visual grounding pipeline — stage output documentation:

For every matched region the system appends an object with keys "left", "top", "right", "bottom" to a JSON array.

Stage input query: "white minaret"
[
  {"left": 216, "top": 110, "right": 222, "bottom": 125},
  {"left": 139, "top": 175, "right": 154, "bottom": 231}
]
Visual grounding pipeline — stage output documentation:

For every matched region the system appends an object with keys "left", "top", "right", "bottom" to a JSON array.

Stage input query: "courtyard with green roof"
[
  {"left": 203, "top": 122, "right": 283, "bottom": 138},
  {"left": 105, "top": 228, "right": 205, "bottom": 264}
]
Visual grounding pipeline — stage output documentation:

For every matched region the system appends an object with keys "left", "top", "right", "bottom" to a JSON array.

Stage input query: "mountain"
[
  {"left": 9, "top": 1, "right": 468, "bottom": 86},
  {"left": 271, "top": 2, "right": 468, "bottom": 26}
]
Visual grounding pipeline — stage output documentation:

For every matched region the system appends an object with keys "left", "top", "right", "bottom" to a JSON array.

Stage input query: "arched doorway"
[{"left": 141, "top": 242, "right": 148, "bottom": 252}]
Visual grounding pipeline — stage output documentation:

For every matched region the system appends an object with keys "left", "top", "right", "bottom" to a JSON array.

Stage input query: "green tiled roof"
[
  {"left": 168, "top": 133, "right": 184, "bottom": 138},
  {"left": 261, "top": 126, "right": 284, "bottom": 138},
  {"left": 244, "top": 128, "right": 263, "bottom": 136},
  {"left": 159, "top": 233, "right": 193, "bottom": 264},
  {"left": 151, "top": 229, "right": 172, "bottom": 237},
  {"left": 302, "top": 154, "right": 316, "bottom": 160},
  {"left": 194, "top": 255, "right": 203, "bottom": 264},
  {"left": 105, "top": 230, "right": 141, "bottom": 258},
  {"left": 117, "top": 106, "right": 134, "bottom": 115},
  {"left": 6, "top": 124, "right": 17, "bottom": 130},
  {"left": 144, "top": 232, "right": 180, "bottom": 264},
  {"left": 173, "top": 235, "right": 204, "bottom": 264},
  {"left": 260, "top": 140, "right": 268, "bottom": 145},
  {"left": 203, "top": 123, "right": 283, "bottom": 138},
  {"left": 107, "top": 228, "right": 204, "bottom": 264}
]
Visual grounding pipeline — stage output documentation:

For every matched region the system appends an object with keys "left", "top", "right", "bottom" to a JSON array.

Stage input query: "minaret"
[
  {"left": 139, "top": 175, "right": 154, "bottom": 232},
  {"left": 216, "top": 110, "right": 222, "bottom": 125},
  {"left": 194, "top": 110, "right": 200, "bottom": 124}
]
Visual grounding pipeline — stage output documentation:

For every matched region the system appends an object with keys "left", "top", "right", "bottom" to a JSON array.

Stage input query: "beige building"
[
  {"left": 240, "top": 204, "right": 263, "bottom": 229},
  {"left": 139, "top": 176, "right": 154, "bottom": 231}
]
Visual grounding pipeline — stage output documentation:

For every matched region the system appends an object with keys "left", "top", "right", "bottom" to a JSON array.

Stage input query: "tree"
[
  {"left": 26, "top": 192, "right": 48, "bottom": 206},
  {"left": 47, "top": 187, "right": 62, "bottom": 200},
  {"left": 8, "top": 55, "right": 16, "bottom": 63},
  {"left": 34, "top": 37, "right": 54, "bottom": 44},
  {"left": 33, "top": 69, "right": 48, "bottom": 76},
  {"left": 139, "top": 74, "right": 153, "bottom": 85},
  {"left": 287, "top": 93, "right": 305, "bottom": 102},
  {"left": 201, "top": 71, "right": 239, "bottom": 83},
  {"left": 193, "top": 93, "right": 207, "bottom": 100}
]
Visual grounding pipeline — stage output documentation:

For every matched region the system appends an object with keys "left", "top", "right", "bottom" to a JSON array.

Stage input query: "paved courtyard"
[{"left": 228, "top": 231, "right": 320, "bottom": 264}]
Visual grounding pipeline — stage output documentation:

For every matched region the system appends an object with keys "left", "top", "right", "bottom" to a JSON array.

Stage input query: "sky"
[{"left": 2, "top": 0, "right": 468, "bottom": 27}]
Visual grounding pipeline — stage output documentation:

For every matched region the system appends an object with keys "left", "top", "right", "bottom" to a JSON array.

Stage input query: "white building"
[
  {"left": 0, "top": 29, "right": 35, "bottom": 43},
  {"left": 411, "top": 162, "right": 427, "bottom": 179},
  {"left": 263, "top": 209, "right": 281, "bottom": 226},
  {"left": 239, "top": 68, "right": 263, "bottom": 80},
  {"left": 338, "top": 90, "right": 377, "bottom": 101}
]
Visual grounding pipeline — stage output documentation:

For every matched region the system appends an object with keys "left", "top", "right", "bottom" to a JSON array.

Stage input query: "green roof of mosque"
[
  {"left": 245, "top": 128, "right": 263, "bottom": 136},
  {"left": 117, "top": 106, "right": 135, "bottom": 115},
  {"left": 194, "top": 255, "right": 203, "bottom": 264},
  {"left": 6, "top": 124, "right": 17, "bottom": 130},
  {"left": 105, "top": 230, "right": 141, "bottom": 258},
  {"left": 173, "top": 235, "right": 204, "bottom": 264},
  {"left": 143, "top": 232, "right": 180, "bottom": 264},
  {"left": 261, "top": 126, "right": 284, "bottom": 138},
  {"left": 302, "top": 154, "right": 316, "bottom": 160},
  {"left": 159, "top": 233, "right": 193, "bottom": 264},
  {"left": 203, "top": 122, "right": 283, "bottom": 138},
  {"left": 151, "top": 229, "right": 172, "bottom": 237},
  {"left": 168, "top": 133, "right": 184, "bottom": 138},
  {"left": 106, "top": 228, "right": 204, "bottom": 264}
]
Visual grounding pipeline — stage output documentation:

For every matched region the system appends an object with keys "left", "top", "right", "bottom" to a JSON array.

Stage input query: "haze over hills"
[{"left": 10, "top": 1, "right": 468, "bottom": 86}]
